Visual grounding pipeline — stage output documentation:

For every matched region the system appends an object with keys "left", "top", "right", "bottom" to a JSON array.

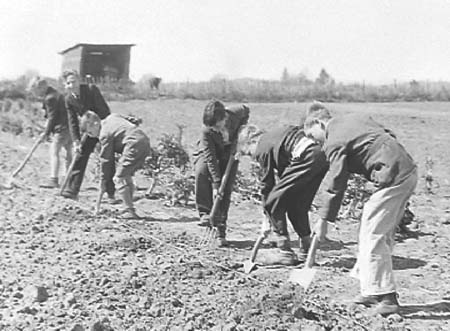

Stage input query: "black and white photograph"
[{"left": 1, "top": 0, "right": 449, "bottom": 330}]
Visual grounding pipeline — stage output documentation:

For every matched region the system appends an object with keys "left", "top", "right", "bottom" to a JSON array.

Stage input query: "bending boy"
[
  {"left": 61, "top": 70, "right": 113, "bottom": 200},
  {"left": 28, "top": 78, "right": 72, "bottom": 188},
  {"left": 81, "top": 112, "right": 150, "bottom": 219},
  {"left": 304, "top": 102, "right": 417, "bottom": 316},
  {"left": 239, "top": 123, "right": 328, "bottom": 265}
]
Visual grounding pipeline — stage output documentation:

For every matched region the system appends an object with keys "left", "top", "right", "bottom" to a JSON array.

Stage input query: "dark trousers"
[
  {"left": 63, "top": 136, "right": 114, "bottom": 196},
  {"left": 264, "top": 146, "right": 328, "bottom": 238},
  {"left": 194, "top": 155, "right": 238, "bottom": 227}
]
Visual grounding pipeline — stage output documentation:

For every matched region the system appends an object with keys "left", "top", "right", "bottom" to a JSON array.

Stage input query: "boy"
[
  {"left": 239, "top": 123, "right": 328, "bottom": 265},
  {"left": 193, "top": 101, "right": 249, "bottom": 246},
  {"left": 304, "top": 102, "right": 417, "bottom": 316},
  {"left": 28, "top": 77, "right": 72, "bottom": 188},
  {"left": 81, "top": 111, "right": 150, "bottom": 219},
  {"left": 61, "top": 70, "right": 115, "bottom": 201}
]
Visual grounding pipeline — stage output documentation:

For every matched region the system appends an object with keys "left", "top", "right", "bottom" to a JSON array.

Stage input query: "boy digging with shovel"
[{"left": 304, "top": 102, "right": 417, "bottom": 316}]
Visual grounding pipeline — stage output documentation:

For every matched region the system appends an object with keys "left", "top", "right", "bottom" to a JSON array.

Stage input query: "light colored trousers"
[
  {"left": 50, "top": 130, "right": 73, "bottom": 179},
  {"left": 350, "top": 167, "right": 418, "bottom": 296}
]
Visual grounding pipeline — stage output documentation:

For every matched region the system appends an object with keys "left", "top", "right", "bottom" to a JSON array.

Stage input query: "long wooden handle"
[
  {"left": 209, "top": 144, "right": 238, "bottom": 226},
  {"left": 95, "top": 188, "right": 104, "bottom": 215},
  {"left": 249, "top": 235, "right": 265, "bottom": 263},
  {"left": 305, "top": 234, "right": 320, "bottom": 268},
  {"left": 11, "top": 139, "right": 42, "bottom": 178}
]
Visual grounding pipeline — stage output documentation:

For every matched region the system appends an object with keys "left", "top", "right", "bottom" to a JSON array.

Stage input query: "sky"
[{"left": 1, "top": 0, "right": 450, "bottom": 83}]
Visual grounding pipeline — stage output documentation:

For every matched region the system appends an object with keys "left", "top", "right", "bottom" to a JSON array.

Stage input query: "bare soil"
[{"left": 1, "top": 101, "right": 450, "bottom": 330}]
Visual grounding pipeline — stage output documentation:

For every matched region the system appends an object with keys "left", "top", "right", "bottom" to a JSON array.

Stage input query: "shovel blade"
[
  {"left": 288, "top": 267, "right": 317, "bottom": 290},
  {"left": 243, "top": 260, "right": 257, "bottom": 274}
]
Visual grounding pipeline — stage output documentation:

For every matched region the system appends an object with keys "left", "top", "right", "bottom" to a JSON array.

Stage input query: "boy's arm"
[
  {"left": 90, "top": 85, "right": 110, "bottom": 118},
  {"left": 99, "top": 134, "right": 115, "bottom": 193},
  {"left": 66, "top": 97, "right": 81, "bottom": 142},
  {"left": 320, "top": 145, "right": 350, "bottom": 222},
  {"left": 202, "top": 131, "right": 222, "bottom": 189},
  {"left": 257, "top": 152, "right": 275, "bottom": 205},
  {"left": 41, "top": 95, "right": 58, "bottom": 138}
]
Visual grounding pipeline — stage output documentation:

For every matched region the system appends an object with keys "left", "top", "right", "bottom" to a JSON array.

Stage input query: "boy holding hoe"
[{"left": 193, "top": 100, "right": 249, "bottom": 247}]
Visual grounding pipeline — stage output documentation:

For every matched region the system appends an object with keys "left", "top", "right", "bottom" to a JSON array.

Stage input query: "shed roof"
[{"left": 59, "top": 43, "right": 135, "bottom": 55}]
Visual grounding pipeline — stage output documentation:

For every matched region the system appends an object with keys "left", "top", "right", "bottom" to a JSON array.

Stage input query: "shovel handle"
[
  {"left": 305, "top": 235, "right": 319, "bottom": 268},
  {"left": 249, "top": 235, "right": 265, "bottom": 263},
  {"left": 11, "top": 139, "right": 42, "bottom": 178}
]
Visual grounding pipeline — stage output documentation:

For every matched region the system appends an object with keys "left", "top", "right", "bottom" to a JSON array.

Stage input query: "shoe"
[
  {"left": 353, "top": 294, "right": 380, "bottom": 307},
  {"left": 298, "top": 236, "right": 312, "bottom": 262},
  {"left": 371, "top": 293, "right": 400, "bottom": 316},
  {"left": 215, "top": 237, "right": 228, "bottom": 247},
  {"left": 275, "top": 234, "right": 291, "bottom": 251},
  {"left": 40, "top": 178, "right": 59, "bottom": 188},
  {"left": 197, "top": 215, "right": 211, "bottom": 227},
  {"left": 106, "top": 197, "right": 121, "bottom": 205},
  {"left": 61, "top": 191, "right": 78, "bottom": 200},
  {"left": 258, "top": 248, "right": 299, "bottom": 266},
  {"left": 119, "top": 208, "right": 142, "bottom": 220}
]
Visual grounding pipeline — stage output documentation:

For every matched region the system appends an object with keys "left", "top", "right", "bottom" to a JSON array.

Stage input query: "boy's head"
[
  {"left": 303, "top": 101, "right": 332, "bottom": 144},
  {"left": 62, "top": 70, "right": 80, "bottom": 94},
  {"left": 236, "top": 124, "right": 264, "bottom": 157},
  {"left": 27, "top": 76, "right": 48, "bottom": 97},
  {"left": 80, "top": 110, "right": 101, "bottom": 138},
  {"left": 203, "top": 100, "right": 227, "bottom": 129}
]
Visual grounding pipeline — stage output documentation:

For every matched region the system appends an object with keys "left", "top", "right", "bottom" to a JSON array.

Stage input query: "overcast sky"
[{"left": 1, "top": 0, "right": 449, "bottom": 83}]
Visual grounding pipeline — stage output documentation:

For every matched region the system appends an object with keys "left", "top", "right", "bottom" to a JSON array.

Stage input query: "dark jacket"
[
  {"left": 193, "top": 127, "right": 226, "bottom": 189},
  {"left": 321, "top": 113, "right": 416, "bottom": 221},
  {"left": 42, "top": 86, "right": 68, "bottom": 136},
  {"left": 254, "top": 125, "right": 308, "bottom": 201},
  {"left": 66, "top": 84, "right": 111, "bottom": 141}
]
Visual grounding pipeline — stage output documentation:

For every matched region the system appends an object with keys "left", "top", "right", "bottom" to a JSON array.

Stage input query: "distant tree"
[
  {"left": 315, "top": 68, "right": 334, "bottom": 86},
  {"left": 281, "top": 67, "right": 290, "bottom": 82}
]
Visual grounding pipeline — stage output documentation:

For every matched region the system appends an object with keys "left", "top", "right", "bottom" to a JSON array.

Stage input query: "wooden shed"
[{"left": 59, "top": 43, "right": 135, "bottom": 81}]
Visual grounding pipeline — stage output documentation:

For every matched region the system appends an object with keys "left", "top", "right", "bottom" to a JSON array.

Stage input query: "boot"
[
  {"left": 40, "top": 177, "right": 59, "bottom": 188},
  {"left": 275, "top": 234, "right": 291, "bottom": 251},
  {"left": 215, "top": 224, "right": 227, "bottom": 247},
  {"left": 353, "top": 294, "right": 380, "bottom": 307},
  {"left": 371, "top": 292, "right": 400, "bottom": 316},
  {"left": 119, "top": 208, "right": 142, "bottom": 220},
  {"left": 298, "top": 236, "right": 312, "bottom": 262}
]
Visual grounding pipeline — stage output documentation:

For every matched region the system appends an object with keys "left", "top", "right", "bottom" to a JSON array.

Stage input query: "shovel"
[
  {"left": 243, "top": 234, "right": 265, "bottom": 273},
  {"left": 3, "top": 138, "right": 42, "bottom": 189},
  {"left": 288, "top": 234, "right": 320, "bottom": 290}
]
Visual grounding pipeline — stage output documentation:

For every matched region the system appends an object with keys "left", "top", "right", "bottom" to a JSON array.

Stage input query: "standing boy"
[
  {"left": 304, "top": 102, "right": 417, "bottom": 316},
  {"left": 80, "top": 111, "right": 150, "bottom": 219},
  {"left": 28, "top": 77, "right": 72, "bottom": 188},
  {"left": 250, "top": 124, "right": 328, "bottom": 265},
  {"left": 61, "top": 70, "right": 114, "bottom": 200},
  {"left": 193, "top": 101, "right": 249, "bottom": 246}
]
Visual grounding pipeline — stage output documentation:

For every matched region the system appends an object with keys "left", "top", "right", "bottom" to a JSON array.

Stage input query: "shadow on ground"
[{"left": 401, "top": 300, "right": 450, "bottom": 320}]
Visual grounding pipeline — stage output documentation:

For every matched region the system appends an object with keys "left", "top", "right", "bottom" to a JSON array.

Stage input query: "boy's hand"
[
  {"left": 314, "top": 218, "right": 329, "bottom": 242},
  {"left": 213, "top": 188, "right": 222, "bottom": 201},
  {"left": 73, "top": 140, "right": 82, "bottom": 154},
  {"left": 38, "top": 133, "right": 47, "bottom": 143}
]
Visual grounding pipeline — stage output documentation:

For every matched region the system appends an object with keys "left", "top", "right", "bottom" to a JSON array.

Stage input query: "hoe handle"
[
  {"left": 209, "top": 143, "right": 238, "bottom": 227},
  {"left": 11, "top": 139, "right": 42, "bottom": 178},
  {"left": 305, "top": 235, "right": 320, "bottom": 268}
]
